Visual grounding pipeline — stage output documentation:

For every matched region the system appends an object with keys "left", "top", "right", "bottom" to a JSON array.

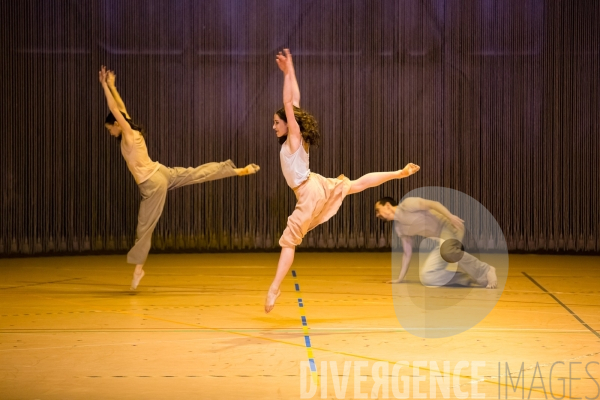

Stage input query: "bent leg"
[
  {"left": 267, "top": 199, "right": 318, "bottom": 312},
  {"left": 279, "top": 185, "right": 325, "bottom": 248},
  {"left": 268, "top": 187, "right": 324, "bottom": 313},
  {"left": 421, "top": 241, "right": 472, "bottom": 287},
  {"left": 457, "top": 252, "right": 495, "bottom": 287},
  {"left": 440, "top": 226, "right": 495, "bottom": 287},
  {"left": 279, "top": 208, "right": 318, "bottom": 248}
]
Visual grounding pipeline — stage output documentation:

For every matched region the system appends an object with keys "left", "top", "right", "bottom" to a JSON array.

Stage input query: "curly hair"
[
  {"left": 276, "top": 106, "right": 320, "bottom": 147},
  {"left": 105, "top": 112, "right": 146, "bottom": 140}
]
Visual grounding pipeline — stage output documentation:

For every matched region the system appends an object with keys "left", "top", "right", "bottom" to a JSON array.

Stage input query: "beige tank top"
[{"left": 120, "top": 131, "right": 160, "bottom": 184}]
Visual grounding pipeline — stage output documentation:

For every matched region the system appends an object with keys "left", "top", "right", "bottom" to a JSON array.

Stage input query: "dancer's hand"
[
  {"left": 387, "top": 278, "right": 404, "bottom": 284},
  {"left": 276, "top": 51, "right": 288, "bottom": 73},
  {"left": 276, "top": 48, "right": 294, "bottom": 74},
  {"left": 400, "top": 163, "right": 420, "bottom": 177},
  {"left": 98, "top": 65, "right": 107, "bottom": 84},
  {"left": 448, "top": 215, "right": 465, "bottom": 231},
  {"left": 283, "top": 48, "right": 294, "bottom": 69},
  {"left": 106, "top": 69, "right": 116, "bottom": 88}
]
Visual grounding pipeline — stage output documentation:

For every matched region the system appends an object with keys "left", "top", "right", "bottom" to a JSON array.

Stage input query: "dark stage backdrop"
[{"left": 0, "top": 1, "right": 598, "bottom": 256}]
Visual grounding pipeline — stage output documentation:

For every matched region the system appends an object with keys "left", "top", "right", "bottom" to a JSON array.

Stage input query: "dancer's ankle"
[{"left": 268, "top": 285, "right": 280, "bottom": 294}]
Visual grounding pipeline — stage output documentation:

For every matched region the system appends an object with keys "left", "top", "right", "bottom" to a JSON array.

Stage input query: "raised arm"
[
  {"left": 99, "top": 66, "right": 134, "bottom": 143},
  {"left": 106, "top": 70, "right": 131, "bottom": 119},
  {"left": 287, "top": 52, "right": 300, "bottom": 107},
  {"left": 276, "top": 49, "right": 300, "bottom": 107},
  {"left": 276, "top": 49, "right": 302, "bottom": 152}
]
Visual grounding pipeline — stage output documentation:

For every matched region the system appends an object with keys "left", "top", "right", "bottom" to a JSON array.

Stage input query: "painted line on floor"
[
  {"left": 292, "top": 269, "right": 318, "bottom": 385},
  {"left": 15, "top": 288, "right": 571, "bottom": 397},
  {"left": 98, "top": 304, "right": 574, "bottom": 397},
  {"left": 522, "top": 272, "right": 600, "bottom": 339}
]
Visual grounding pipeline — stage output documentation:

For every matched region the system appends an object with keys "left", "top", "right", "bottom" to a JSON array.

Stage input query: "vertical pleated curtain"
[{"left": 0, "top": 0, "right": 598, "bottom": 256}]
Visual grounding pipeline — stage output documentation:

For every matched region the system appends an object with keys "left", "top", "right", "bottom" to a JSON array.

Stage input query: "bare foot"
[
  {"left": 130, "top": 270, "right": 145, "bottom": 290},
  {"left": 399, "top": 163, "right": 420, "bottom": 178},
  {"left": 236, "top": 164, "right": 260, "bottom": 176},
  {"left": 486, "top": 266, "right": 497, "bottom": 289},
  {"left": 264, "top": 288, "right": 281, "bottom": 313}
]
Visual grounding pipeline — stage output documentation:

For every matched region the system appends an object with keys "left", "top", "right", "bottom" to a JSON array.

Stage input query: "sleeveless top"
[
  {"left": 280, "top": 139, "right": 310, "bottom": 188},
  {"left": 120, "top": 131, "right": 160, "bottom": 184}
]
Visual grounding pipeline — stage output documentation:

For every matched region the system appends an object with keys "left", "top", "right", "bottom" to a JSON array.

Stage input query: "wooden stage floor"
[{"left": 1, "top": 253, "right": 599, "bottom": 399}]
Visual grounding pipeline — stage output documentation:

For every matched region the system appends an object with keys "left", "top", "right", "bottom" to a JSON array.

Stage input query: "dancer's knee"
[
  {"left": 279, "top": 224, "right": 303, "bottom": 248},
  {"left": 279, "top": 235, "right": 299, "bottom": 248},
  {"left": 419, "top": 273, "right": 436, "bottom": 287},
  {"left": 347, "top": 180, "right": 362, "bottom": 195}
]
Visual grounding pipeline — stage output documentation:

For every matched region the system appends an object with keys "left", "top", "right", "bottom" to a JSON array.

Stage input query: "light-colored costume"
[
  {"left": 394, "top": 197, "right": 491, "bottom": 287},
  {"left": 121, "top": 131, "right": 237, "bottom": 264},
  {"left": 278, "top": 139, "right": 351, "bottom": 248}
]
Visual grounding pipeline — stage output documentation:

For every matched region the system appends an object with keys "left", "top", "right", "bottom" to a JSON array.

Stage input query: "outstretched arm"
[
  {"left": 388, "top": 236, "right": 413, "bottom": 283},
  {"left": 276, "top": 49, "right": 302, "bottom": 152},
  {"left": 99, "top": 66, "right": 134, "bottom": 143},
  {"left": 106, "top": 70, "right": 131, "bottom": 119}
]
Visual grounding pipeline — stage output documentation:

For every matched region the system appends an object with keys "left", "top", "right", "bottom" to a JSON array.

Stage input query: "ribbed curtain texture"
[{"left": 0, "top": 0, "right": 598, "bottom": 255}]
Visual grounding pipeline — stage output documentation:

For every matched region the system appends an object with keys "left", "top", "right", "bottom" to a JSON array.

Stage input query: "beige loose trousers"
[{"left": 127, "top": 160, "right": 237, "bottom": 265}]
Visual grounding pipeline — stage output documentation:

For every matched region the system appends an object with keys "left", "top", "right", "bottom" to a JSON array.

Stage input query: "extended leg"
[
  {"left": 347, "top": 163, "right": 419, "bottom": 195},
  {"left": 167, "top": 160, "right": 255, "bottom": 190}
]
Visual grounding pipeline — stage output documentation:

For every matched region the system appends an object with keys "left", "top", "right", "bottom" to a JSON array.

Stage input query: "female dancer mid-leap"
[{"left": 265, "top": 50, "right": 419, "bottom": 313}]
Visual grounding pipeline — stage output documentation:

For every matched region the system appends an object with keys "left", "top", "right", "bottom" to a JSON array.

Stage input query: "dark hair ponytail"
[{"left": 105, "top": 112, "right": 146, "bottom": 138}]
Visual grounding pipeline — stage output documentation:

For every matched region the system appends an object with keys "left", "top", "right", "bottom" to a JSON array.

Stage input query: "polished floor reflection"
[{"left": 1, "top": 253, "right": 599, "bottom": 399}]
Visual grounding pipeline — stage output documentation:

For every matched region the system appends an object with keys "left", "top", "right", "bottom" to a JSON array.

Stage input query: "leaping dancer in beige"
[
  {"left": 99, "top": 66, "right": 259, "bottom": 290},
  {"left": 264, "top": 50, "right": 420, "bottom": 313}
]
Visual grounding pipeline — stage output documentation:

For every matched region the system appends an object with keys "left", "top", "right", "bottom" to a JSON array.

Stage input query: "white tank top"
[
  {"left": 120, "top": 131, "right": 160, "bottom": 184},
  {"left": 280, "top": 139, "right": 310, "bottom": 188}
]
